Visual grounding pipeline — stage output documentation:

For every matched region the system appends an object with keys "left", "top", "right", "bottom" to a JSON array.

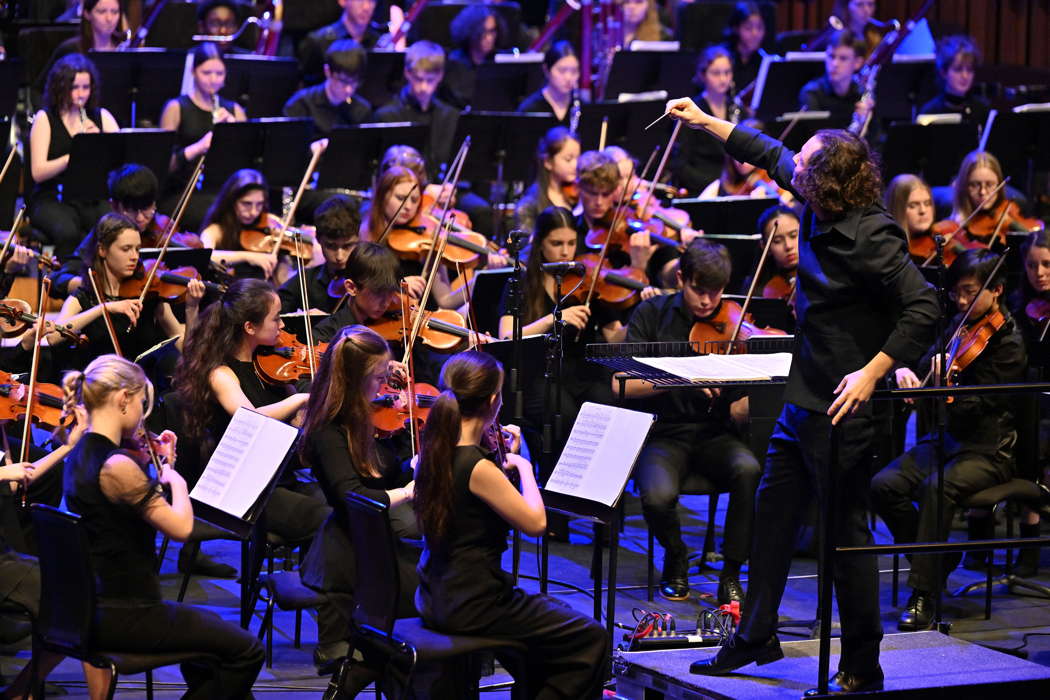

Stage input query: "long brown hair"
[
  {"left": 951, "top": 150, "right": 1004, "bottom": 223},
  {"left": 174, "top": 278, "right": 277, "bottom": 442},
  {"left": 200, "top": 168, "right": 268, "bottom": 249},
  {"left": 367, "top": 166, "right": 420, "bottom": 241},
  {"left": 524, "top": 206, "right": 576, "bottom": 323},
  {"left": 300, "top": 325, "right": 389, "bottom": 476},
  {"left": 794, "top": 129, "right": 882, "bottom": 218},
  {"left": 86, "top": 212, "right": 139, "bottom": 296},
  {"left": 44, "top": 53, "right": 102, "bottom": 114},
  {"left": 414, "top": 351, "right": 504, "bottom": 545},
  {"left": 885, "top": 173, "right": 931, "bottom": 235},
  {"left": 533, "top": 126, "right": 579, "bottom": 211}
]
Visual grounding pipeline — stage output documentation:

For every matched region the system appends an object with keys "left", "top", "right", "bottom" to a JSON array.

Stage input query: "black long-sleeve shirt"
[
  {"left": 282, "top": 84, "right": 373, "bottom": 135},
  {"left": 725, "top": 125, "right": 940, "bottom": 413},
  {"left": 798, "top": 75, "right": 862, "bottom": 130},
  {"left": 374, "top": 87, "right": 459, "bottom": 180}
]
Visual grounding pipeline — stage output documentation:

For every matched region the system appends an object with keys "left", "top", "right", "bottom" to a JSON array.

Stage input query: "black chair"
[
  {"left": 254, "top": 571, "right": 325, "bottom": 668},
  {"left": 29, "top": 504, "right": 219, "bottom": 700},
  {"left": 342, "top": 492, "right": 527, "bottom": 699},
  {"left": 645, "top": 480, "right": 724, "bottom": 601}
]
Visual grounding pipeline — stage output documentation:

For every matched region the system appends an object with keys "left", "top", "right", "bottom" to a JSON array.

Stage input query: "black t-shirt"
[
  {"left": 798, "top": 75, "right": 862, "bottom": 130},
  {"left": 67, "top": 285, "right": 167, "bottom": 369},
  {"left": 517, "top": 89, "right": 571, "bottom": 128},
  {"left": 282, "top": 84, "right": 373, "bottom": 135},
  {"left": 917, "top": 90, "right": 991, "bottom": 128},
  {"left": 373, "top": 88, "right": 459, "bottom": 180}
]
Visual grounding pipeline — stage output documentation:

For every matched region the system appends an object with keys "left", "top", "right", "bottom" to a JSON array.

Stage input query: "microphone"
[
  {"left": 542, "top": 261, "right": 584, "bottom": 275},
  {"left": 506, "top": 229, "right": 531, "bottom": 243}
]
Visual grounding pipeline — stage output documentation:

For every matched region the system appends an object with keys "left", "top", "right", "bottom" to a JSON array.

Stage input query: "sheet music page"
[
  {"left": 545, "top": 402, "right": 655, "bottom": 507},
  {"left": 190, "top": 407, "right": 299, "bottom": 518},
  {"left": 636, "top": 352, "right": 792, "bottom": 382}
]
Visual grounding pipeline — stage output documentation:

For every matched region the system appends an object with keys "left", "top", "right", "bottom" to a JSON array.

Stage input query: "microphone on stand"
[{"left": 542, "top": 261, "right": 584, "bottom": 275}]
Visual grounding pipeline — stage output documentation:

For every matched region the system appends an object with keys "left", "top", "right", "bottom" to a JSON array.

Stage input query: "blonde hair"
[
  {"left": 952, "top": 150, "right": 1005, "bottom": 222},
  {"left": 62, "top": 354, "right": 153, "bottom": 421},
  {"left": 885, "top": 173, "right": 931, "bottom": 231},
  {"left": 405, "top": 40, "right": 445, "bottom": 74}
]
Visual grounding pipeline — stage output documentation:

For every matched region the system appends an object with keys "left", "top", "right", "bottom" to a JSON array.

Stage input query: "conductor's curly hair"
[{"left": 794, "top": 129, "right": 882, "bottom": 218}]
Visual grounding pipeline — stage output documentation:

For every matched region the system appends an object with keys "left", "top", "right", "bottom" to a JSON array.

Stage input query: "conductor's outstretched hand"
[{"left": 665, "top": 97, "right": 710, "bottom": 129}]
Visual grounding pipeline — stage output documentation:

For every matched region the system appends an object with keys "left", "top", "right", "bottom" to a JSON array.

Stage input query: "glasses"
[
  {"left": 205, "top": 19, "right": 238, "bottom": 31},
  {"left": 124, "top": 204, "right": 157, "bottom": 219},
  {"left": 967, "top": 180, "right": 997, "bottom": 193},
  {"left": 948, "top": 286, "right": 983, "bottom": 302}
]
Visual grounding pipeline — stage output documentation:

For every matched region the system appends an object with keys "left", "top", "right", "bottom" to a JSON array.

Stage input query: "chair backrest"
[
  {"left": 30, "top": 504, "right": 96, "bottom": 652},
  {"left": 344, "top": 492, "right": 402, "bottom": 637}
]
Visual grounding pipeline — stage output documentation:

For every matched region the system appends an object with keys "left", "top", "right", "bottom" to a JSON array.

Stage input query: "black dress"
[
  {"left": 416, "top": 444, "right": 610, "bottom": 698},
  {"left": 64, "top": 432, "right": 264, "bottom": 696}
]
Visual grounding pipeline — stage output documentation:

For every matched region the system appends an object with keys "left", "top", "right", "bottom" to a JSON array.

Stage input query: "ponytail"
[{"left": 414, "top": 389, "right": 462, "bottom": 545}]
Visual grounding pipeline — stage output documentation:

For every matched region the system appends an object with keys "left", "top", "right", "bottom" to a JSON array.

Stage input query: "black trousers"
[
  {"left": 28, "top": 192, "right": 108, "bottom": 259},
  {"left": 93, "top": 601, "right": 263, "bottom": 699},
  {"left": 739, "top": 403, "right": 883, "bottom": 675},
  {"left": 634, "top": 432, "right": 760, "bottom": 567},
  {"left": 871, "top": 440, "right": 1010, "bottom": 594}
]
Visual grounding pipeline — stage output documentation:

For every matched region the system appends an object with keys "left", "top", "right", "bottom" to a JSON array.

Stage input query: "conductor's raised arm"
[{"left": 666, "top": 97, "right": 737, "bottom": 143}]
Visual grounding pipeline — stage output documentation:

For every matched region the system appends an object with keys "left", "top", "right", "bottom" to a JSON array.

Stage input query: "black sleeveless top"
[
  {"left": 64, "top": 432, "right": 163, "bottom": 604},
  {"left": 68, "top": 286, "right": 166, "bottom": 369},
  {"left": 33, "top": 107, "right": 103, "bottom": 196},
  {"left": 169, "top": 94, "right": 238, "bottom": 193}
]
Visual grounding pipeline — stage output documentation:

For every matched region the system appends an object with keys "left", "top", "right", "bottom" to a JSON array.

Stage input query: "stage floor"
[{"left": 3, "top": 490, "right": 1050, "bottom": 698}]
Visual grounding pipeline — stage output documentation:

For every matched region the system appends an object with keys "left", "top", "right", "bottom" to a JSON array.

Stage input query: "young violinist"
[
  {"left": 282, "top": 38, "right": 373, "bottom": 136},
  {"left": 872, "top": 249, "right": 1026, "bottom": 631},
  {"left": 884, "top": 174, "right": 947, "bottom": 267},
  {"left": 299, "top": 0, "right": 383, "bottom": 86},
  {"left": 666, "top": 97, "right": 939, "bottom": 691},
  {"left": 941, "top": 150, "right": 1042, "bottom": 250},
  {"left": 29, "top": 53, "right": 118, "bottom": 259},
  {"left": 298, "top": 324, "right": 419, "bottom": 676},
  {"left": 698, "top": 132, "right": 791, "bottom": 205},
  {"left": 722, "top": 2, "right": 767, "bottom": 99},
  {"left": 414, "top": 350, "right": 610, "bottom": 698},
  {"left": 671, "top": 46, "right": 739, "bottom": 195},
  {"left": 517, "top": 41, "right": 581, "bottom": 130},
  {"left": 605, "top": 145, "right": 700, "bottom": 247},
  {"left": 278, "top": 194, "right": 360, "bottom": 317},
  {"left": 62, "top": 354, "right": 265, "bottom": 698},
  {"left": 159, "top": 42, "right": 246, "bottom": 232},
  {"left": 620, "top": 238, "right": 760, "bottom": 604},
  {"left": 798, "top": 29, "right": 872, "bottom": 132},
  {"left": 575, "top": 150, "right": 638, "bottom": 270},
  {"left": 747, "top": 204, "right": 799, "bottom": 302},
  {"left": 441, "top": 4, "right": 505, "bottom": 109},
  {"left": 917, "top": 35, "right": 990, "bottom": 127},
  {"left": 513, "top": 126, "right": 581, "bottom": 235}
]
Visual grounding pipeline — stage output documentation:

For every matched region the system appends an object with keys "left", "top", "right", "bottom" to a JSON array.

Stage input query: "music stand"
[
  {"left": 316, "top": 123, "right": 428, "bottom": 191},
  {"left": 203, "top": 119, "right": 312, "bottom": 192},
  {"left": 468, "top": 267, "right": 515, "bottom": 336},
  {"left": 452, "top": 112, "right": 557, "bottom": 187},
  {"left": 882, "top": 121, "right": 979, "bottom": 186},
  {"left": 406, "top": 1, "right": 521, "bottom": 49},
  {"left": 221, "top": 54, "right": 300, "bottom": 118},
  {"left": 751, "top": 52, "right": 826, "bottom": 121},
  {"left": 139, "top": 1, "right": 199, "bottom": 49},
  {"left": 62, "top": 130, "right": 176, "bottom": 202},
  {"left": 576, "top": 99, "right": 666, "bottom": 158},
  {"left": 672, "top": 196, "right": 774, "bottom": 235},
  {"left": 90, "top": 48, "right": 188, "bottom": 127},
  {"left": 773, "top": 110, "right": 839, "bottom": 151},
  {"left": 674, "top": 0, "right": 777, "bottom": 51},
  {"left": 139, "top": 248, "right": 213, "bottom": 277},
  {"left": 979, "top": 109, "right": 1050, "bottom": 196},
  {"left": 874, "top": 55, "right": 938, "bottom": 124},
  {"left": 470, "top": 56, "right": 545, "bottom": 112},
  {"left": 359, "top": 50, "right": 406, "bottom": 111},
  {"left": 603, "top": 49, "right": 699, "bottom": 102}
]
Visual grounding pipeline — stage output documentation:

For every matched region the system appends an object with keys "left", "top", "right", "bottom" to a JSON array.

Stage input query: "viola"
[
  {"left": 371, "top": 380, "right": 439, "bottom": 437},
  {"left": 253, "top": 329, "right": 329, "bottom": 385},
  {"left": 239, "top": 213, "right": 317, "bottom": 261},
  {"left": 584, "top": 213, "right": 680, "bottom": 253},
  {"left": 564, "top": 253, "right": 649, "bottom": 310},
  {"left": 629, "top": 190, "right": 692, "bottom": 242},
  {"left": 910, "top": 222, "right": 979, "bottom": 268},
  {"left": 0, "top": 369, "right": 70, "bottom": 430},
  {"left": 688, "top": 299, "right": 787, "bottom": 351},
  {"left": 366, "top": 293, "right": 485, "bottom": 352},
  {"left": 0, "top": 299, "right": 85, "bottom": 346},
  {"left": 118, "top": 259, "right": 225, "bottom": 302}
]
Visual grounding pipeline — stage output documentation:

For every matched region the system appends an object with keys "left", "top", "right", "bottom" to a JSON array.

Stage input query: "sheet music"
[
  {"left": 545, "top": 402, "right": 654, "bottom": 508},
  {"left": 190, "top": 407, "right": 298, "bottom": 518},
  {"left": 636, "top": 352, "right": 792, "bottom": 382}
]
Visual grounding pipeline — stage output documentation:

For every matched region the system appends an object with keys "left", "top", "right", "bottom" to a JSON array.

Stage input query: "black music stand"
[
  {"left": 221, "top": 54, "right": 300, "bottom": 118},
  {"left": 672, "top": 196, "right": 775, "bottom": 235},
  {"left": 882, "top": 121, "right": 980, "bottom": 186},
  {"left": 576, "top": 99, "right": 666, "bottom": 158},
  {"left": 203, "top": 119, "right": 312, "bottom": 192},
  {"left": 603, "top": 49, "right": 699, "bottom": 102},
  {"left": 674, "top": 0, "right": 777, "bottom": 52},
  {"left": 750, "top": 53, "right": 825, "bottom": 121},
  {"left": 90, "top": 48, "right": 188, "bottom": 127},
  {"left": 359, "top": 50, "right": 406, "bottom": 110},
  {"left": 140, "top": 0, "right": 199, "bottom": 49},
  {"left": 452, "top": 112, "right": 557, "bottom": 188},
  {"left": 773, "top": 111, "right": 840, "bottom": 152},
  {"left": 62, "top": 130, "right": 176, "bottom": 202},
  {"left": 468, "top": 266, "right": 515, "bottom": 336},
  {"left": 874, "top": 57, "right": 938, "bottom": 124},
  {"left": 406, "top": 1, "right": 521, "bottom": 49},
  {"left": 471, "top": 57, "right": 545, "bottom": 112},
  {"left": 315, "top": 123, "right": 428, "bottom": 191},
  {"left": 139, "top": 248, "right": 213, "bottom": 277},
  {"left": 980, "top": 109, "right": 1050, "bottom": 197}
]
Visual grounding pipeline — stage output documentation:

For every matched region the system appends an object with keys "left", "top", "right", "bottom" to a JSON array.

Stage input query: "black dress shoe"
[
  {"left": 804, "top": 667, "right": 885, "bottom": 695},
  {"left": 178, "top": 547, "right": 238, "bottom": 578},
  {"left": 897, "top": 591, "right": 933, "bottom": 631},
  {"left": 659, "top": 551, "right": 690, "bottom": 601},
  {"left": 689, "top": 634, "right": 783, "bottom": 675},
  {"left": 659, "top": 576, "right": 690, "bottom": 601},
  {"left": 718, "top": 576, "right": 745, "bottom": 607},
  {"left": 314, "top": 646, "right": 348, "bottom": 676}
]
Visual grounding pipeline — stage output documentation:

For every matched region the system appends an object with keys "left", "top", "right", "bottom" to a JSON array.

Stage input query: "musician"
[
  {"left": 37, "top": 0, "right": 124, "bottom": 85},
  {"left": 62, "top": 354, "right": 264, "bottom": 698},
  {"left": 885, "top": 174, "right": 937, "bottom": 266},
  {"left": 516, "top": 41, "right": 581, "bottom": 130},
  {"left": 671, "top": 46, "right": 739, "bottom": 195},
  {"left": 197, "top": 0, "right": 251, "bottom": 54},
  {"left": 299, "top": 0, "right": 382, "bottom": 86},
  {"left": 159, "top": 43, "right": 246, "bottom": 233},
  {"left": 278, "top": 194, "right": 360, "bottom": 316},
  {"left": 809, "top": 0, "right": 886, "bottom": 59},
  {"left": 940, "top": 150, "right": 1042, "bottom": 249},
  {"left": 917, "top": 35, "right": 990, "bottom": 128},
  {"left": 374, "top": 41, "right": 460, "bottom": 181},
  {"left": 722, "top": 2, "right": 767, "bottom": 97},
  {"left": 29, "top": 53, "right": 118, "bottom": 259},
  {"left": 745, "top": 204, "right": 799, "bottom": 301},
  {"left": 699, "top": 150, "right": 783, "bottom": 201},
  {"left": 282, "top": 39, "right": 373, "bottom": 136},
  {"left": 667, "top": 98, "right": 939, "bottom": 692},
  {"left": 298, "top": 325, "right": 418, "bottom": 677},
  {"left": 414, "top": 351, "right": 610, "bottom": 698},
  {"left": 575, "top": 150, "right": 637, "bottom": 270},
  {"left": 622, "top": 0, "right": 673, "bottom": 45},
  {"left": 51, "top": 212, "right": 205, "bottom": 370},
  {"left": 441, "top": 4, "right": 506, "bottom": 109},
  {"left": 513, "top": 126, "right": 581, "bottom": 235},
  {"left": 872, "top": 249, "right": 1026, "bottom": 631},
  {"left": 798, "top": 29, "right": 872, "bottom": 131}
]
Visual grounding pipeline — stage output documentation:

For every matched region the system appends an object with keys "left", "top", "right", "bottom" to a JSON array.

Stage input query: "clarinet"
[{"left": 211, "top": 93, "right": 221, "bottom": 124}]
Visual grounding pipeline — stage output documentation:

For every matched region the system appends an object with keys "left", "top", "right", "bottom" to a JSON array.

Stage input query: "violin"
[
  {"left": 0, "top": 369, "right": 70, "bottom": 430},
  {"left": 118, "top": 259, "right": 225, "bottom": 302},
  {"left": 761, "top": 273, "right": 795, "bottom": 301},
  {"left": 560, "top": 182, "right": 580, "bottom": 209},
  {"left": 386, "top": 194, "right": 492, "bottom": 270},
  {"left": 372, "top": 380, "right": 439, "bottom": 438},
  {"left": 1025, "top": 297, "right": 1050, "bottom": 343},
  {"left": 239, "top": 213, "right": 317, "bottom": 261},
  {"left": 253, "top": 329, "right": 329, "bottom": 385},
  {"left": 0, "top": 299, "right": 85, "bottom": 346},
  {"left": 687, "top": 299, "right": 787, "bottom": 351},
  {"left": 564, "top": 253, "right": 649, "bottom": 310},
  {"left": 142, "top": 214, "right": 203, "bottom": 250},
  {"left": 946, "top": 307, "right": 1007, "bottom": 385},
  {"left": 963, "top": 199, "right": 1043, "bottom": 248},
  {"left": 628, "top": 190, "right": 692, "bottom": 241},
  {"left": 584, "top": 212, "right": 680, "bottom": 252},
  {"left": 910, "top": 222, "right": 979, "bottom": 268},
  {"left": 366, "top": 296, "right": 480, "bottom": 352}
]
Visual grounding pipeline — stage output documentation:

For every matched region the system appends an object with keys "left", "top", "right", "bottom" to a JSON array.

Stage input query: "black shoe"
[
  {"left": 804, "top": 667, "right": 885, "bottom": 695},
  {"left": 178, "top": 547, "right": 238, "bottom": 578},
  {"left": 897, "top": 591, "right": 933, "bottom": 631},
  {"left": 717, "top": 576, "right": 745, "bottom": 607},
  {"left": 690, "top": 634, "right": 783, "bottom": 675},
  {"left": 659, "top": 552, "right": 690, "bottom": 601},
  {"left": 314, "top": 646, "right": 348, "bottom": 676}
]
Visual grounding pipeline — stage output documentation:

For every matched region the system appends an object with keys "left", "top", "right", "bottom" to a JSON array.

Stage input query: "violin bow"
[
  {"left": 272, "top": 142, "right": 326, "bottom": 259},
  {"left": 637, "top": 120, "right": 682, "bottom": 219},
  {"left": 583, "top": 162, "right": 648, "bottom": 309},
  {"left": 922, "top": 178, "right": 1010, "bottom": 267},
  {"left": 0, "top": 147, "right": 15, "bottom": 189},
  {"left": 87, "top": 268, "right": 124, "bottom": 358},
  {"left": 729, "top": 220, "right": 780, "bottom": 349},
  {"left": 294, "top": 231, "right": 317, "bottom": 377},
  {"left": 0, "top": 206, "right": 27, "bottom": 268},
  {"left": 985, "top": 199, "right": 1014, "bottom": 250},
  {"left": 420, "top": 138, "right": 471, "bottom": 279},
  {"left": 398, "top": 281, "right": 421, "bottom": 457},
  {"left": 18, "top": 278, "right": 51, "bottom": 505}
]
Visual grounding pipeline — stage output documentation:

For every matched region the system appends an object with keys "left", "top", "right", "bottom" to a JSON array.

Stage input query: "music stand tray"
[
  {"left": 751, "top": 52, "right": 826, "bottom": 121},
  {"left": 452, "top": 112, "right": 557, "bottom": 185},
  {"left": 63, "top": 130, "right": 176, "bottom": 201},
  {"left": 204, "top": 119, "right": 312, "bottom": 192},
  {"left": 466, "top": 267, "right": 514, "bottom": 336},
  {"left": 359, "top": 50, "right": 406, "bottom": 111},
  {"left": 882, "top": 121, "right": 979, "bottom": 186},
  {"left": 316, "top": 122, "right": 429, "bottom": 191}
]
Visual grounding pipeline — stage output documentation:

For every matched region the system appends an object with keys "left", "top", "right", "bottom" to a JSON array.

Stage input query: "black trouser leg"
[{"left": 635, "top": 438, "right": 690, "bottom": 564}]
